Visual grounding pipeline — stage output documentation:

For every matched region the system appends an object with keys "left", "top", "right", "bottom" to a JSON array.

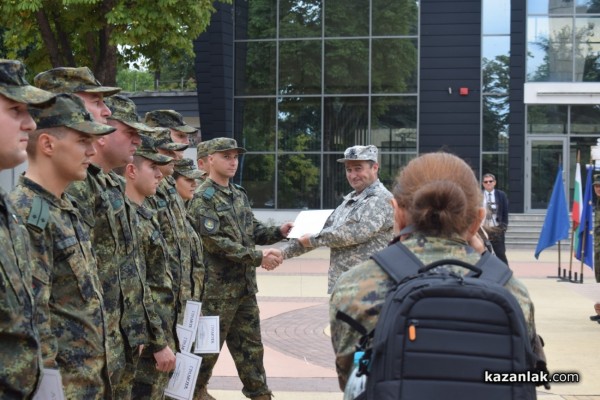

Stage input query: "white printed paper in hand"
[
  {"left": 176, "top": 324, "right": 195, "bottom": 353},
  {"left": 287, "top": 209, "right": 334, "bottom": 239},
  {"left": 32, "top": 368, "right": 65, "bottom": 400},
  {"left": 194, "top": 316, "right": 220, "bottom": 354},
  {"left": 182, "top": 300, "right": 202, "bottom": 344},
  {"left": 164, "top": 352, "right": 202, "bottom": 400}
]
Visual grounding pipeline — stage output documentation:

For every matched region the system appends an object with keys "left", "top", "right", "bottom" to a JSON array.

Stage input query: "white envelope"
[
  {"left": 176, "top": 324, "right": 195, "bottom": 354},
  {"left": 182, "top": 300, "right": 202, "bottom": 345}
]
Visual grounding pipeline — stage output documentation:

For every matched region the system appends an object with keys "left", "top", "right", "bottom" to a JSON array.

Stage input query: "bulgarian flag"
[{"left": 572, "top": 162, "right": 583, "bottom": 252}]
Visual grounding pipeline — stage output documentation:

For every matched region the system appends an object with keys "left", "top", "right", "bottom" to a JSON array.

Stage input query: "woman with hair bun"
[{"left": 329, "top": 152, "right": 545, "bottom": 392}]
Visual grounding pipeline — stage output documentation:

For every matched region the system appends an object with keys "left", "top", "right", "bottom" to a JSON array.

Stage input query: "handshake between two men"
[{"left": 261, "top": 221, "right": 294, "bottom": 271}]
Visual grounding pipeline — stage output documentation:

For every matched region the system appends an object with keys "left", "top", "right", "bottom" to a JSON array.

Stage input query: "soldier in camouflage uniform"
[
  {"left": 173, "top": 158, "right": 206, "bottom": 297},
  {"left": 330, "top": 153, "right": 545, "bottom": 391},
  {"left": 281, "top": 145, "right": 394, "bottom": 293},
  {"left": 187, "top": 138, "right": 293, "bottom": 400},
  {"left": 35, "top": 70, "right": 150, "bottom": 398},
  {"left": 195, "top": 139, "right": 212, "bottom": 180},
  {"left": 145, "top": 109, "right": 199, "bottom": 147},
  {"left": 0, "top": 59, "right": 54, "bottom": 399},
  {"left": 121, "top": 135, "right": 178, "bottom": 399},
  {"left": 146, "top": 128, "right": 202, "bottom": 321},
  {"left": 9, "top": 94, "right": 115, "bottom": 398},
  {"left": 594, "top": 176, "right": 600, "bottom": 283}
]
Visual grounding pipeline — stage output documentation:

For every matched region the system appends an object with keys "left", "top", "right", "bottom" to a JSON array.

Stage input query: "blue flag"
[
  {"left": 534, "top": 166, "right": 570, "bottom": 259},
  {"left": 575, "top": 165, "right": 594, "bottom": 269}
]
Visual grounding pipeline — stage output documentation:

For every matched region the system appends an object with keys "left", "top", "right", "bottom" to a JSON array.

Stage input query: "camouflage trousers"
[
  {"left": 113, "top": 346, "right": 141, "bottom": 400},
  {"left": 194, "top": 294, "right": 271, "bottom": 399},
  {"left": 58, "top": 351, "right": 110, "bottom": 400}
]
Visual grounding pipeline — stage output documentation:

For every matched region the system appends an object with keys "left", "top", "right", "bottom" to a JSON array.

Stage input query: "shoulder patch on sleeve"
[
  {"left": 201, "top": 216, "right": 219, "bottom": 234},
  {"left": 27, "top": 196, "right": 50, "bottom": 231},
  {"left": 202, "top": 186, "right": 216, "bottom": 200}
]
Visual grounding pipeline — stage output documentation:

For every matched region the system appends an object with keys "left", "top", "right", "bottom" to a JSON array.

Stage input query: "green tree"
[{"left": 0, "top": 0, "right": 227, "bottom": 85}]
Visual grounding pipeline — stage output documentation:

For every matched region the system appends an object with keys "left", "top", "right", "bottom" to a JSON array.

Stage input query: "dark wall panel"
[
  {"left": 508, "top": 0, "right": 526, "bottom": 212},
  {"left": 419, "top": 0, "right": 482, "bottom": 170},
  {"left": 194, "top": 2, "right": 234, "bottom": 140}
]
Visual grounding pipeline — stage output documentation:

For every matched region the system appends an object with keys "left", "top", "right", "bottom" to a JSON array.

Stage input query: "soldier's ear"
[
  {"left": 125, "top": 163, "right": 137, "bottom": 179},
  {"left": 38, "top": 132, "right": 55, "bottom": 156}
]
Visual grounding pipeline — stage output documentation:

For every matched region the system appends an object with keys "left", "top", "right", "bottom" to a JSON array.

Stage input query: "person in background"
[
  {"left": 280, "top": 144, "right": 394, "bottom": 293},
  {"left": 188, "top": 138, "right": 292, "bottom": 400},
  {"left": 330, "top": 152, "right": 545, "bottom": 391},
  {"left": 174, "top": 158, "right": 204, "bottom": 203},
  {"left": 0, "top": 58, "right": 54, "bottom": 399},
  {"left": 482, "top": 172, "right": 509, "bottom": 265}
]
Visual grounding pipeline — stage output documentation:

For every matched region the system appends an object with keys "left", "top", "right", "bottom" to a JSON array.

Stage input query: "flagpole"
[
  {"left": 579, "top": 227, "right": 586, "bottom": 284},
  {"left": 568, "top": 226, "right": 575, "bottom": 279}
]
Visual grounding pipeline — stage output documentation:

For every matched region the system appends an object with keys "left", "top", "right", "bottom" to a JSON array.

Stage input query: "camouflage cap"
[
  {"left": 147, "top": 127, "right": 189, "bottom": 151},
  {"left": 174, "top": 158, "right": 206, "bottom": 179},
  {"left": 337, "top": 145, "right": 378, "bottom": 163},
  {"left": 0, "top": 59, "right": 55, "bottom": 105},
  {"left": 196, "top": 139, "right": 214, "bottom": 159},
  {"left": 144, "top": 109, "right": 198, "bottom": 134},
  {"left": 206, "top": 137, "right": 247, "bottom": 155},
  {"left": 34, "top": 67, "right": 121, "bottom": 96},
  {"left": 105, "top": 95, "right": 154, "bottom": 133},
  {"left": 134, "top": 135, "right": 173, "bottom": 165},
  {"left": 29, "top": 93, "right": 115, "bottom": 136},
  {"left": 594, "top": 175, "right": 600, "bottom": 186}
]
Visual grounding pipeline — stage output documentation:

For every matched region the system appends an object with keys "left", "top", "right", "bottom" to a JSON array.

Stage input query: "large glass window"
[
  {"left": 482, "top": 0, "right": 510, "bottom": 182},
  {"left": 234, "top": 0, "right": 419, "bottom": 209}
]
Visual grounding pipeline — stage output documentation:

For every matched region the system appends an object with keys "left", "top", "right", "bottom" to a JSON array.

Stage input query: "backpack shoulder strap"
[
  {"left": 370, "top": 241, "right": 424, "bottom": 284},
  {"left": 472, "top": 251, "right": 513, "bottom": 285}
]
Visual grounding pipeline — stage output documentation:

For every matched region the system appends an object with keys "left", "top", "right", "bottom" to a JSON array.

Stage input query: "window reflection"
[
  {"left": 574, "top": 17, "right": 600, "bottom": 81},
  {"left": 483, "top": 96, "right": 509, "bottom": 151},
  {"left": 325, "top": 0, "right": 369, "bottom": 37},
  {"left": 235, "top": 41, "right": 276, "bottom": 95},
  {"left": 482, "top": 37, "right": 510, "bottom": 93},
  {"left": 235, "top": 0, "right": 277, "bottom": 40},
  {"left": 527, "top": 17, "right": 573, "bottom": 82},
  {"left": 372, "top": 39, "right": 418, "bottom": 93},
  {"left": 483, "top": 0, "right": 510, "bottom": 35},
  {"left": 373, "top": 0, "right": 418, "bottom": 36},
  {"left": 278, "top": 154, "right": 320, "bottom": 209},
  {"left": 279, "top": 40, "right": 321, "bottom": 94},
  {"left": 234, "top": 154, "right": 275, "bottom": 208},
  {"left": 278, "top": 97, "right": 321, "bottom": 151},
  {"left": 279, "top": 0, "right": 322, "bottom": 38},
  {"left": 571, "top": 105, "right": 600, "bottom": 134},
  {"left": 527, "top": 105, "right": 568, "bottom": 134},
  {"left": 324, "top": 40, "right": 369, "bottom": 94},
  {"left": 234, "top": 98, "right": 276, "bottom": 151},
  {"left": 323, "top": 97, "right": 368, "bottom": 152},
  {"left": 371, "top": 96, "right": 417, "bottom": 152}
]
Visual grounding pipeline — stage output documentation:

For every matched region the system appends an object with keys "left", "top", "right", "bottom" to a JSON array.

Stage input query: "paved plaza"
[{"left": 203, "top": 246, "right": 600, "bottom": 400}]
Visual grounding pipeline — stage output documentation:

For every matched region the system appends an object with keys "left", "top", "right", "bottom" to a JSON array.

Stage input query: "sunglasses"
[{"left": 483, "top": 180, "right": 494, "bottom": 183}]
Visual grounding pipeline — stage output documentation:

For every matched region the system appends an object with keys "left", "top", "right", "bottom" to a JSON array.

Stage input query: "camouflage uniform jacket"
[
  {"left": 9, "top": 177, "right": 108, "bottom": 398},
  {"left": 186, "top": 214, "right": 205, "bottom": 299},
  {"left": 0, "top": 188, "right": 41, "bottom": 399},
  {"left": 66, "top": 165, "right": 149, "bottom": 377},
  {"left": 188, "top": 178, "right": 284, "bottom": 299},
  {"left": 594, "top": 199, "right": 600, "bottom": 282},
  {"left": 132, "top": 202, "right": 175, "bottom": 353},
  {"left": 283, "top": 179, "right": 394, "bottom": 292},
  {"left": 147, "top": 176, "right": 195, "bottom": 319},
  {"left": 329, "top": 234, "right": 538, "bottom": 390}
]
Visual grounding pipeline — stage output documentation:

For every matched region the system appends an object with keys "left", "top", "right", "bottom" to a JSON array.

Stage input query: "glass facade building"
[{"left": 232, "top": 0, "right": 419, "bottom": 209}]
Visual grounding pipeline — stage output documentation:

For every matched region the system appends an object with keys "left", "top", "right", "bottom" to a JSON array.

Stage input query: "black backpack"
[{"left": 339, "top": 241, "right": 539, "bottom": 400}]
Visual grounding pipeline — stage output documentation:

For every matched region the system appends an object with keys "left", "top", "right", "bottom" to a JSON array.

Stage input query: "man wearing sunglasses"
[{"left": 482, "top": 173, "right": 509, "bottom": 265}]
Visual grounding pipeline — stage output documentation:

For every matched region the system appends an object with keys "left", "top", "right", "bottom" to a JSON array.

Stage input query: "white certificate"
[
  {"left": 164, "top": 352, "right": 202, "bottom": 400},
  {"left": 176, "top": 324, "right": 195, "bottom": 353},
  {"left": 287, "top": 209, "right": 334, "bottom": 238},
  {"left": 194, "top": 316, "right": 220, "bottom": 354},
  {"left": 182, "top": 300, "right": 202, "bottom": 345},
  {"left": 33, "top": 368, "right": 65, "bottom": 400}
]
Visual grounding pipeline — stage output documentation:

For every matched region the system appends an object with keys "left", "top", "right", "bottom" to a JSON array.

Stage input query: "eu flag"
[
  {"left": 575, "top": 165, "right": 594, "bottom": 269},
  {"left": 535, "top": 166, "right": 570, "bottom": 259}
]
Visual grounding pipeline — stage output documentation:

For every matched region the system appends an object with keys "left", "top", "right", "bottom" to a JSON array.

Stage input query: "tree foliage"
[{"left": 0, "top": 0, "right": 226, "bottom": 84}]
